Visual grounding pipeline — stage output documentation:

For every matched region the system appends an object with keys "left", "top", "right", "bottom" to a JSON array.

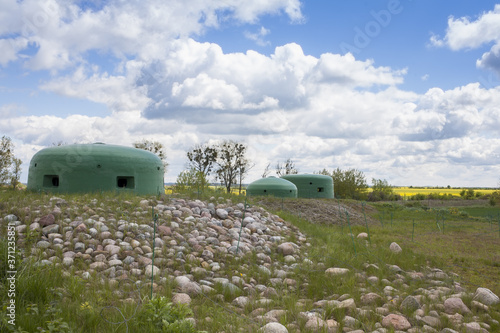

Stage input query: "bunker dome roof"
[
  {"left": 247, "top": 176, "right": 297, "bottom": 190},
  {"left": 280, "top": 174, "right": 332, "bottom": 181},
  {"left": 281, "top": 174, "right": 334, "bottom": 198},
  {"left": 246, "top": 176, "right": 298, "bottom": 198},
  {"left": 30, "top": 143, "right": 162, "bottom": 162},
  {"left": 27, "top": 143, "right": 164, "bottom": 195}
]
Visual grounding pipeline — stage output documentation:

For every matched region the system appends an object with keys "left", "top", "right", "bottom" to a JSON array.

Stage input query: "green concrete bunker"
[
  {"left": 27, "top": 143, "right": 164, "bottom": 195},
  {"left": 281, "top": 174, "right": 334, "bottom": 198},
  {"left": 246, "top": 176, "right": 298, "bottom": 198}
]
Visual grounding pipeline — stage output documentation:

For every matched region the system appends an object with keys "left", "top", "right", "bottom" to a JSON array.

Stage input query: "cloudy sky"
[{"left": 1, "top": 0, "right": 500, "bottom": 187}]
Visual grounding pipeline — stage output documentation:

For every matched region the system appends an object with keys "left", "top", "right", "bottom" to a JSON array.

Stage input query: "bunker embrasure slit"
[
  {"left": 117, "top": 176, "right": 135, "bottom": 189},
  {"left": 43, "top": 175, "right": 59, "bottom": 187}
]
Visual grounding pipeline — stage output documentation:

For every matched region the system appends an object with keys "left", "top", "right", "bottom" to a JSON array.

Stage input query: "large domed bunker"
[
  {"left": 27, "top": 143, "right": 164, "bottom": 195},
  {"left": 281, "top": 174, "right": 334, "bottom": 198},
  {"left": 246, "top": 176, "right": 297, "bottom": 198}
]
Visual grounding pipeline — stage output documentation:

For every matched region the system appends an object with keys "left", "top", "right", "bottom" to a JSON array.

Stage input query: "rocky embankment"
[{"left": 4, "top": 196, "right": 500, "bottom": 332}]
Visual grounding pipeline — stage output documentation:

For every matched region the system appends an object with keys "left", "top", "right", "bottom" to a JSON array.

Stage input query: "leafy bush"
[
  {"left": 408, "top": 193, "right": 453, "bottom": 201},
  {"left": 404, "top": 201, "right": 422, "bottom": 208},
  {"left": 137, "top": 297, "right": 196, "bottom": 333},
  {"left": 489, "top": 191, "right": 500, "bottom": 206},
  {"left": 409, "top": 193, "right": 427, "bottom": 201},
  {"left": 174, "top": 168, "right": 209, "bottom": 194},
  {"left": 317, "top": 168, "right": 368, "bottom": 199},
  {"left": 460, "top": 188, "right": 475, "bottom": 200},
  {"left": 368, "top": 178, "right": 401, "bottom": 201}
]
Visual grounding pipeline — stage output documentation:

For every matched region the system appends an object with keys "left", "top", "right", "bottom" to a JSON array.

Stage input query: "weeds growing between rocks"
[{"left": 1, "top": 190, "right": 499, "bottom": 332}]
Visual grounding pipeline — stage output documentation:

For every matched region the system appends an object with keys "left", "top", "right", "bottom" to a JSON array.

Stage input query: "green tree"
[
  {"left": 0, "top": 136, "right": 14, "bottom": 185},
  {"left": 236, "top": 157, "right": 254, "bottom": 195},
  {"left": 261, "top": 162, "right": 271, "bottom": 178},
  {"left": 174, "top": 168, "right": 208, "bottom": 193},
  {"left": 134, "top": 139, "right": 169, "bottom": 172},
  {"left": 10, "top": 157, "right": 22, "bottom": 190},
  {"left": 319, "top": 167, "right": 368, "bottom": 199},
  {"left": 186, "top": 143, "right": 218, "bottom": 191},
  {"left": 369, "top": 178, "right": 395, "bottom": 201},
  {"left": 1, "top": 136, "right": 22, "bottom": 189},
  {"left": 214, "top": 140, "right": 249, "bottom": 194},
  {"left": 489, "top": 191, "right": 499, "bottom": 206},
  {"left": 276, "top": 158, "right": 298, "bottom": 177},
  {"left": 460, "top": 188, "right": 475, "bottom": 200}
]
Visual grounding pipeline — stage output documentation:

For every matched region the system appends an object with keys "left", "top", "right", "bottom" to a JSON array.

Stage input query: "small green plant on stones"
[
  {"left": 32, "top": 303, "right": 71, "bottom": 333},
  {"left": 138, "top": 296, "right": 197, "bottom": 332}
]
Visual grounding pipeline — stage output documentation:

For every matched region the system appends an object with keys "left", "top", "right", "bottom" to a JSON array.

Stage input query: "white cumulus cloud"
[
  {"left": 2, "top": 0, "right": 303, "bottom": 71},
  {"left": 430, "top": 4, "right": 500, "bottom": 75}
]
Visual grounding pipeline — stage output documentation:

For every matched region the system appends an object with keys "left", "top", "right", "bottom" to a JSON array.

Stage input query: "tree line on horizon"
[{"left": 2, "top": 137, "right": 499, "bottom": 202}]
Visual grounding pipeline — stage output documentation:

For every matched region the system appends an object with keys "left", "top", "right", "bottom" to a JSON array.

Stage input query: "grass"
[
  {"left": 0, "top": 249, "right": 195, "bottom": 332},
  {"left": 461, "top": 206, "right": 500, "bottom": 217},
  {"left": 365, "top": 203, "right": 500, "bottom": 296},
  {"left": 1, "top": 189, "right": 499, "bottom": 332}
]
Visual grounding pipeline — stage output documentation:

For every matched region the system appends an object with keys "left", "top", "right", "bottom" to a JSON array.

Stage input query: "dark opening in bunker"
[
  {"left": 317, "top": 187, "right": 324, "bottom": 192},
  {"left": 43, "top": 175, "right": 59, "bottom": 187},
  {"left": 117, "top": 176, "right": 134, "bottom": 189}
]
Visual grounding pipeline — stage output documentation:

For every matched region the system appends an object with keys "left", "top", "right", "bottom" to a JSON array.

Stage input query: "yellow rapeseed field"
[
  {"left": 165, "top": 185, "right": 496, "bottom": 198},
  {"left": 393, "top": 187, "right": 497, "bottom": 197}
]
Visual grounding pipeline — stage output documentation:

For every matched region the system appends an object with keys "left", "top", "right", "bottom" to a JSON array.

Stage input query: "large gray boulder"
[
  {"left": 400, "top": 295, "right": 420, "bottom": 312},
  {"left": 389, "top": 242, "right": 402, "bottom": 253},
  {"left": 259, "top": 322, "right": 288, "bottom": 333},
  {"left": 381, "top": 314, "right": 411, "bottom": 330},
  {"left": 444, "top": 297, "right": 471, "bottom": 315},
  {"left": 473, "top": 287, "right": 499, "bottom": 306},
  {"left": 216, "top": 208, "right": 228, "bottom": 219}
]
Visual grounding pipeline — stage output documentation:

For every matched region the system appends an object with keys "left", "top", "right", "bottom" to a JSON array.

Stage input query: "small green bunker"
[
  {"left": 281, "top": 174, "right": 334, "bottom": 198},
  {"left": 27, "top": 143, "right": 164, "bottom": 195},
  {"left": 246, "top": 176, "right": 297, "bottom": 198}
]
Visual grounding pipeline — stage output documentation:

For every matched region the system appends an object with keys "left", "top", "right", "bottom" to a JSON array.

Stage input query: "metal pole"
[
  {"left": 338, "top": 199, "right": 343, "bottom": 232},
  {"left": 412, "top": 219, "right": 415, "bottom": 241},
  {"left": 346, "top": 210, "right": 356, "bottom": 256},
  {"left": 151, "top": 207, "right": 158, "bottom": 299},
  {"left": 362, "top": 202, "right": 371, "bottom": 245},
  {"left": 436, "top": 211, "right": 441, "bottom": 232},
  {"left": 236, "top": 198, "right": 247, "bottom": 254}
]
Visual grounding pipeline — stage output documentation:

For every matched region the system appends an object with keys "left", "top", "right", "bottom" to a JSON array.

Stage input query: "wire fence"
[
  {"left": 6, "top": 190, "right": 499, "bottom": 332},
  {"left": 271, "top": 198, "right": 500, "bottom": 289},
  {"left": 82, "top": 192, "right": 500, "bottom": 332}
]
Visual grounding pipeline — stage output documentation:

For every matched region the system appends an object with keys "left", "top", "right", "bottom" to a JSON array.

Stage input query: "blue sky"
[
  {"left": 1, "top": 0, "right": 500, "bottom": 187},
  {"left": 199, "top": 1, "right": 496, "bottom": 92}
]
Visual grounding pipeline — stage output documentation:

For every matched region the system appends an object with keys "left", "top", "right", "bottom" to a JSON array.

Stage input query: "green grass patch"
[{"left": 461, "top": 206, "right": 500, "bottom": 218}]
